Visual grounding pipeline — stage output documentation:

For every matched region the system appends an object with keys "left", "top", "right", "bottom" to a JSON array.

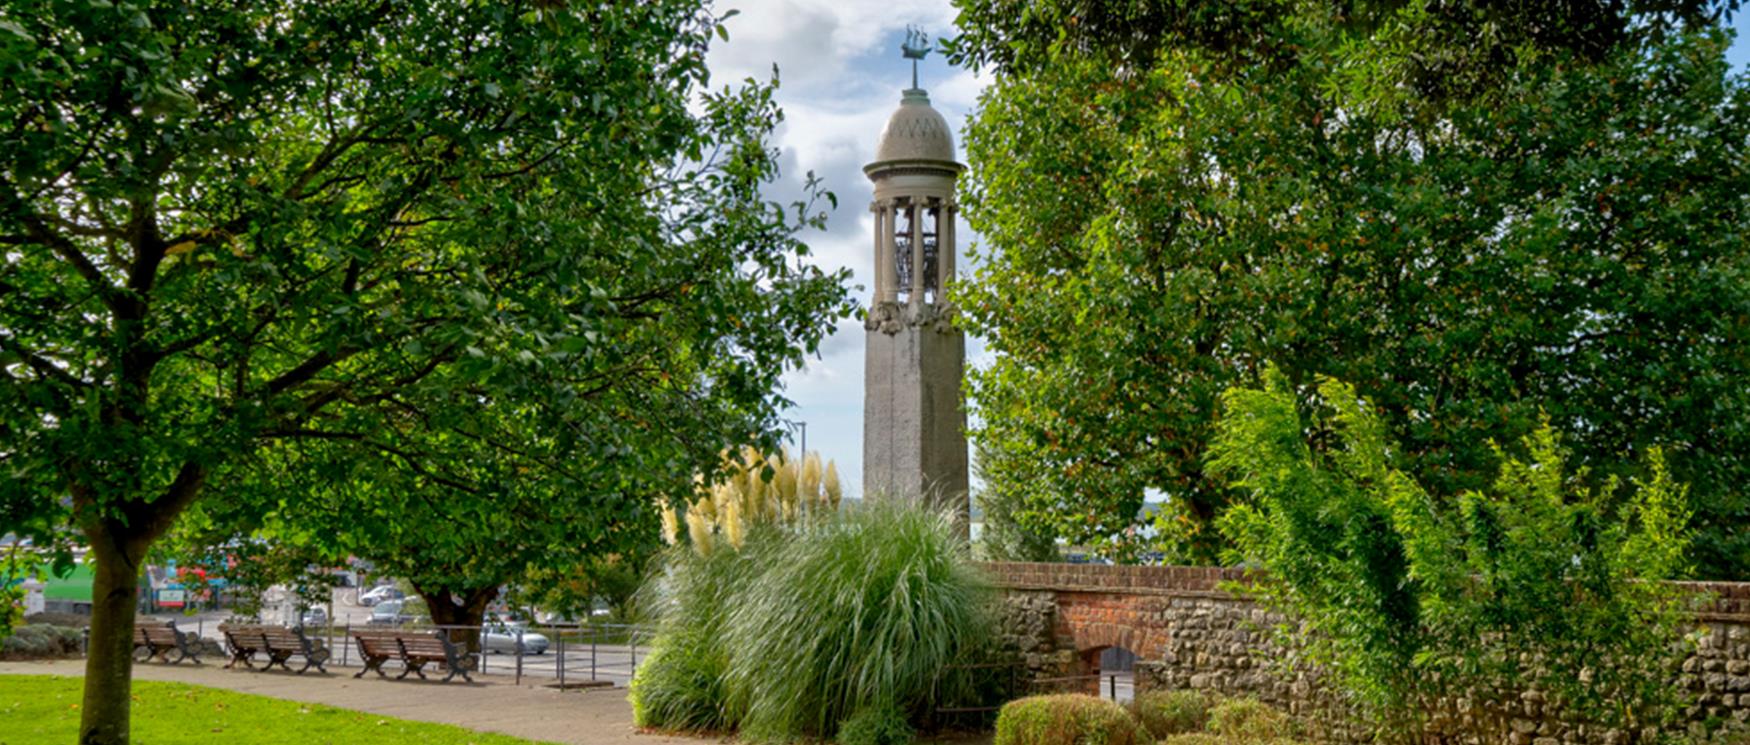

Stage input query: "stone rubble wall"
[{"left": 981, "top": 561, "right": 1750, "bottom": 744}]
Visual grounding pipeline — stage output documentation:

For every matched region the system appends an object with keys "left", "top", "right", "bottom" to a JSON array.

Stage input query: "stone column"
[
  {"left": 871, "top": 201, "right": 888, "bottom": 301},
  {"left": 882, "top": 200, "right": 899, "bottom": 303},
  {"left": 909, "top": 199, "right": 924, "bottom": 309},
  {"left": 941, "top": 202, "right": 955, "bottom": 290}
]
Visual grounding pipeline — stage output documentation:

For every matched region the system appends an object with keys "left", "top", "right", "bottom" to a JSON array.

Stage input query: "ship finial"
[{"left": 900, "top": 25, "right": 930, "bottom": 91}]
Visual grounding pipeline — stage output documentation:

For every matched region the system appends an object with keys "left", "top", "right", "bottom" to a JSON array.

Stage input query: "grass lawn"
[{"left": 0, "top": 674, "right": 554, "bottom": 744}]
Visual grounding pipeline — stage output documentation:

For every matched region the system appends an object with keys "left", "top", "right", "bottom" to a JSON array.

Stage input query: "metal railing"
[
  {"left": 134, "top": 614, "right": 659, "bottom": 689},
  {"left": 929, "top": 661, "right": 1134, "bottom": 724},
  {"left": 293, "top": 620, "right": 657, "bottom": 688}
]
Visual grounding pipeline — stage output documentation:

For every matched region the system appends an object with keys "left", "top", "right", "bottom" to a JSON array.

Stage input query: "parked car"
[
  {"left": 481, "top": 622, "right": 549, "bottom": 655},
  {"left": 300, "top": 606, "right": 328, "bottom": 627},
  {"left": 369, "top": 600, "right": 410, "bottom": 626},
  {"left": 358, "top": 585, "right": 403, "bottom": 607}
]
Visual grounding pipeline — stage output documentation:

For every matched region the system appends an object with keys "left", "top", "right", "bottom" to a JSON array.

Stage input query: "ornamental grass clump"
[
  {"left": 994, "top": 694, "right": 1150, "bottom": 745},
  {"left": 630, "top": 539, "right": 761, "bottom": 732},
  {"left": 633, "top": 453, "right": 991, "bottom": 743},
  {"left": 836, "top": 703, "right": 916, "bottom": 745},
  {"left": 723, "top": 501, "right": 991, "bottom": 742}
]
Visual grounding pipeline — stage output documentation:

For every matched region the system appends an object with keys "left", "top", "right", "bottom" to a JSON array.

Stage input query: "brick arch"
[
  {"left": 1056, "top": 594, "right": 1163, "bottom": 659},
  {"left": 986, "top": 562, "right": 1247, "bottom": 696}
]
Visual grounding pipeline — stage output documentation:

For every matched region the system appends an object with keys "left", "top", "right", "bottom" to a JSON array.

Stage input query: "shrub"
[
  {"left": 0, "top": 624, "right": 83, "bottom": 660},
  {"left": 1131, "top": 690, "right": 1214, "bottom": 738},
  {"left": 723, "top": 502, "right": 992, "bottom": 741},
  {"left": 836, "top": 703, "right": 915, "bottom": 745},
  {"left": 994, "top": 695, "right": 1149, "bottom": 745},
  {"left": 22, "top": 612, "right": 88, "bottom": 628},
  {"left": 1205, "top": 698, "right": 1293, "bottom": 741},
  {"left": 1208, "top": 368, "right": 1694, "bottom": 739}
]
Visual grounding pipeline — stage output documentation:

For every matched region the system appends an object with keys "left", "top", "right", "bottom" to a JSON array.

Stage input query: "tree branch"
[
  {"left": 0, "top": 335, "right": 89, "bottom": 391},
  {"left": 265, "top": 347, "right": 358, "bottom": 396}
]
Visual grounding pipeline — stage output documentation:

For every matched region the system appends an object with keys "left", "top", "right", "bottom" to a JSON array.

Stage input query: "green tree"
[
  {"left": 949, "top": 2, "right": 1750, "bottom": 569},
  {"left": 154, "top": 525, "right": 336, "bottom": 622},
  {"left": 0, "top": 2, "right": 849, "bottom": 742},
  {"left": 949, "top": 0, "right": 1738, "bottom": 99},
  {"left": 973, "top": 442, "right": 1059, "bottom": 562},
  {"left": 512, "top": 553, "right": 650, "bottom": 623},
  {"left": 1208, "top": 368, "right": 1693, "bottom": 741}
]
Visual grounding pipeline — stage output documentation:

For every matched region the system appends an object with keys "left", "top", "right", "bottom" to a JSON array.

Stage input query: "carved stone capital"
[{"left": 864, "top": 300, "right": 959, "bottom": 335}]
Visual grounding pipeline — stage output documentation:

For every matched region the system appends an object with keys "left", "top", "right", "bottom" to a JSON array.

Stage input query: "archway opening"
[{"left": 1078, "top": 645, "right": 1137, "bottom": 702}]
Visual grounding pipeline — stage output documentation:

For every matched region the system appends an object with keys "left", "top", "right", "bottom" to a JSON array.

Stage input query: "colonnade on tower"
[{"left": 869, "top": 191, "right": 956, "bottom": 307}]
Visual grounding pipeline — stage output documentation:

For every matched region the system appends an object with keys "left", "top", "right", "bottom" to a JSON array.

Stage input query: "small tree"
[{"left": 1207, "top": 368, "right": 1693, "bottom": 741}]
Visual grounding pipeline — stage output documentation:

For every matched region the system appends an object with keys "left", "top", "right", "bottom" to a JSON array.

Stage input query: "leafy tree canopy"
[
  {"left": 0, "top": 1, "right": 849, "bottom": 741},
  {"left": 951, "top": 0, "right": 1750, "bottom": 571},
  {"left": 948, "top": 0, "right": 1740, "bottom": 105}
]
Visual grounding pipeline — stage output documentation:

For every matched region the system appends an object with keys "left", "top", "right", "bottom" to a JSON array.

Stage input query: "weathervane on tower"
[{"left": 901, "top": 25, "right": 930, "bottom": 91}]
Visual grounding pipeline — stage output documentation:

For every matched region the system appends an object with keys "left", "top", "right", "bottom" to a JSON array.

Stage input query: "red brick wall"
[
  {"left": 981, "top": 561, "right": 1246, "bottom": 596},
  {"left": 982, "top": 561, "right": 1750, "bottom": 621}
]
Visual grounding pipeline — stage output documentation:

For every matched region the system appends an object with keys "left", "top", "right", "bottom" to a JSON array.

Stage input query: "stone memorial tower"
[{"left": 862, "top": 28, "right": 968, "bottom": 529}]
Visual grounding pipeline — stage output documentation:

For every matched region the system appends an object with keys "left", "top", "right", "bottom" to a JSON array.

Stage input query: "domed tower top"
[
  {"left": 862, "top": 30, "right": 962, "bottom": 311},
  {"left": 870, "top": 88, "right": 958, "bottom": 166}
]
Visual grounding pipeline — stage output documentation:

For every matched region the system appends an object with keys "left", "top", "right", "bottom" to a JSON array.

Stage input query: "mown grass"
[{"left": 0, "top": 674, "right": 552, "bottom": 744}]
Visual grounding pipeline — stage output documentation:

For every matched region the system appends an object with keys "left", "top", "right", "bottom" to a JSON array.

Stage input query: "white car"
[
  {"left": 481, "top": 623, "right": 549, "bottom": 655},
  {"left": 358, "top": 585, "right": 403, "bottom": 607}
]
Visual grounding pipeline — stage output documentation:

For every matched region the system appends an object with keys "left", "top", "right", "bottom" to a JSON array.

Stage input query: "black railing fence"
[
  {"left": 148, "top": 617, "right": 657, "bottom": 688},
  {"left": 929, "top": 661, "right": 1134, "bottom": 724}
]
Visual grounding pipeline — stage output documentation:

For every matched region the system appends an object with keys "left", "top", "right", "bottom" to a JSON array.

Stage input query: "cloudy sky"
[{"left": 710, "top": 1, "right": 1750, "bottom": 498}]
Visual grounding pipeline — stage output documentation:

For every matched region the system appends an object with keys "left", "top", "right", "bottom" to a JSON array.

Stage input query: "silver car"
[
  {"left": 369, "top": 600, "right": 410, "bottom": 626},
  {"left": 300, "top": 606, "right": 328, "bottom": 627},
  {"left": 358, "top": 585, "right": 403, "bottom": 607},
  {"left": 481, "top": 623, "right": 548, "bottom": 655}
]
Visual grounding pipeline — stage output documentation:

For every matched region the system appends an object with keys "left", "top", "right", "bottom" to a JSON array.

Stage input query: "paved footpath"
[{"left": 0, "top": 659, "right": 708, "bottom": 745}]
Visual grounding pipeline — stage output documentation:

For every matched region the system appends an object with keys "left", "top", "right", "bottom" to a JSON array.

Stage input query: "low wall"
[{"left": 982, "top": 561, "right": 1750, "bottom": 744}]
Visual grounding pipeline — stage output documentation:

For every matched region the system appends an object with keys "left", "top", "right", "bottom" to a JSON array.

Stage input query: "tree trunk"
[
  {"left": 418, "top": 585, "right": 498, "bottom": 656},
  {"left": 80, "top": 529, "right": 147, "bottom": 745}
]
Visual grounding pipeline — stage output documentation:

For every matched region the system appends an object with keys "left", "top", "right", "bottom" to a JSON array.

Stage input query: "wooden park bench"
[
  {"left": 217, "top": 623, "right": 263, "bottom": 669},
  {"left": 218, "top": 624, "right": 331, "bottom": 674},
  {"left": 132, "top": 620, "right": 201, "bottom": 665},
  {"left": 263, "top": 625, "right": 330, "bottom": 674},
  {"left": 350, "top": 629, "right": 473, "bottom": 683}
]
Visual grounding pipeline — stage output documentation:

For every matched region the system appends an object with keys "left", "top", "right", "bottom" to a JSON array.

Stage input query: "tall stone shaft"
[{"left": 862, "top": 85, "right": 968, "bottom": 529}]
